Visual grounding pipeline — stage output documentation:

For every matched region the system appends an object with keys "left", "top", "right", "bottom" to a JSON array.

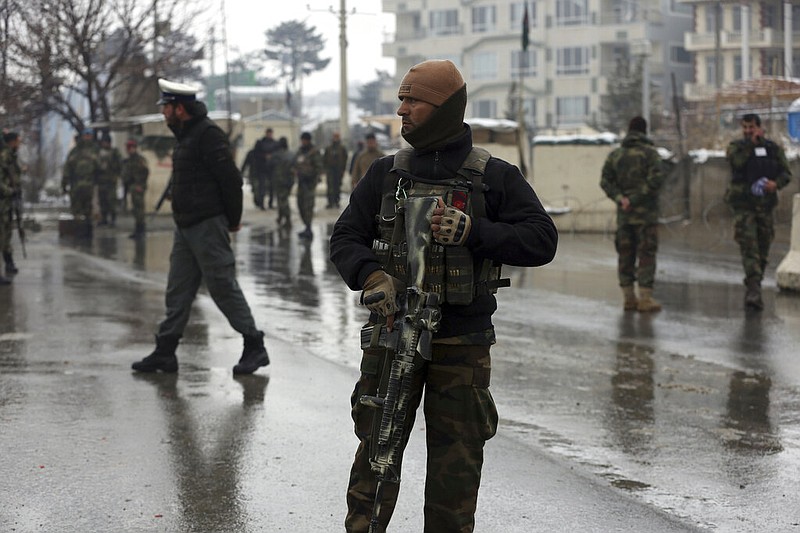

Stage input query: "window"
[
  {"left": 556, "top": 0, "right": 588, "bottom": 26},
  {"left": 472, "top": 5, "right": 496, "bottom": 33},
  {"left": 556, "top": 47, "right": 590, "bottom": 75},
  {"left": 704, "top": 6, "right": 717, "bottom": 33},
  {"left": 473, "top": 99, "right": 497, "bottom": 118},
  {"left": 523, "top": 97, "right": 537, "bottom": 126},
  {"left": 732, "top": 6, "right": 741, "bottom": 32},
  {"left": 734, "top": 55, "right": 742, "bottom": 81},
  {"left": 512, "top": 50, "right": 537, "bottom": 77},
  {"left": 763, "top": 3, "right": 778, "bottom": 29},
  {"left": 472, "top": 51, "right": 498, "bottom": 80},
  {"left": 669, "top": 45, "right": 691, "bottom": 64},
  {"left": 793, "top": 5, "right": 800, "bottom": 30},
  {"left": 705, "top": 55, "right": 719, "bottom": 85},
  {"left": 430, "top": 9, "right": 459, "bottom": 36},
  {"left": 556, "top": 96, "right": 588, "bottom": 124},
  {"left": 669, "top": 0, "right": 692, "bottom": 16},
  {"left": 511, "top": 2, "right": 537, "bottom": 30}
]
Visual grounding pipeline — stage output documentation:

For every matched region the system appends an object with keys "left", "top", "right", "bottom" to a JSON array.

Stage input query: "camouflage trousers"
[
  {"left": 69, "top": 182, "right": 94, "bottom": 220},
  {"left": 0, "top": 201, "right": 10, "bottom": 255},
  {"left": 97, "top": 183, "right": 117, "bottom": 222},
  {"left": 732, "top": 208, "right": 775, "bottom": 284},
  {"left": 130, "top": 190, "right": 146, "bottom": 226},
  {"left": 296, "top": 179, "right": 317, "bottom": 227},
  {"left": 615, "top": 223, "right": 658, "bottom": 288},
  {"left": 345, "top": 342, "right": 498, "bottom": 533}
]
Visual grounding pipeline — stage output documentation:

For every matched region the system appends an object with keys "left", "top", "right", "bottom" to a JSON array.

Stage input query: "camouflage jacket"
[
  {"left": 121, "top": 153, "right": 149, "bottom": 193},
  {"left": 600, "top": 131, "right": 665, "bottom": 225},
  {"left": 62, "top": 140, "right": 100, "bottom": 189},
  {"left": 725, "top": 136, "right": 791, "bottom": 211},
  {"left": 291, "top": 144, "right": 322, "bottom": 183},
  {"left": 0, "top": 146, "right": 21, "bottom": 199},
  {"left": 97, "top": 146, "right": 123, "bottom": 186}
]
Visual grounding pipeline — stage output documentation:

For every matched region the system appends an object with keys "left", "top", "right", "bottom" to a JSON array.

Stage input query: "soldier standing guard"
[
  {"left": 272, "top": 137, "right": 294, "bottom": 227},
  {"left": 96, "top": 131, "right": 123, "bottom": 227},
  {"left": 291, "top": 131, "right": 322, "bottom": 240},
  {"left": 725, "top": 113, "right": 793, "bottom": 310},
  {"left": 0, "top": 132, "right": 22, "bottom": 277},
  {"left": 62, "top": 128, "right": 100, "bottom": 237},
  {"left": 323, "top": 131, "right": 348, "bottom": 208},
  {"left": 600, "top": 116, "right": 666, "bottom": 312},
  {"left": 121, "top": 139, "right": 149, "bottom": 239}
]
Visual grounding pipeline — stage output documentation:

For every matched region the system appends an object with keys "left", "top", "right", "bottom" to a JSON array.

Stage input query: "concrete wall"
[{"left": 531, "top": 143, "right": 800, "bottom": 234}]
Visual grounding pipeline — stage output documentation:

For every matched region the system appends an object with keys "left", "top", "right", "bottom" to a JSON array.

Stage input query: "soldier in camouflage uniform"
[
  {"left": 601, "top": 116, "right": 665, "bottom": 312},
  {"left": 272, "top": 137, "right": 294, "bottom": 227},
  {"left": 330, "top": 60, "right": 558, "bottom": 533},
  {"left": 120, "top": 139, "right": 149, "bottom": 239},
  {"left": 96, "top": 132, "right": 123, "bottom": 227},
  {"left": 323, "top": 131, "right": 348, "bottom": 208},
  {"left": 291, "top": 131, "right": 322, "bottom": 239},
  {"left": 725, "top": 113, "right": 792, "bottom": 310},
  {"left": 0, "top": 133, "right": 17, "bottom": 285},
  {"left": 62, "top": 128, "right": 100, "bottom": 235},
  {"left": 0, "top": 132, "right": 22, "bottom": 278}
]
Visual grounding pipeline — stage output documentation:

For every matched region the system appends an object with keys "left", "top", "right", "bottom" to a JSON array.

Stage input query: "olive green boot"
[
  {"left": 637, "top": 288, "right": 662, "bottom": 313},
  {"left": 622, "top": 285, "right": 638, "bottom": 311}
]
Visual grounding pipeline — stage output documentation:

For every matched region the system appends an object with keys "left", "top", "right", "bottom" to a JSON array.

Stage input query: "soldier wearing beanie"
[
  {"left": 601, "top": 116, "right": 665, "bottom": 312},
  {"left": 330, "top": 59, "right": 558, "bottom": 532}
]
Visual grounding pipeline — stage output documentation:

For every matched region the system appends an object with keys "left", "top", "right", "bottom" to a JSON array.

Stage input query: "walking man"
[
  {"left": 291, "top": 131, "right": 322, "bottom": 240},
  {"left": 62, "top": 128, "right": 100, "bottom": 237},
  {"left": 323, "top": 131, "right": 348, "bottom": 208},
  {"left": 725, "top": 113, "right": 792, "bottom": 309},
  {"left": 601, "top": 116, "right": 665, "bottom": 312},
  {"left": 96, "top": 131, "right": 122, "bottom": 227},
  {"left": 131, "top": 79, "right": 269, "bottom": 375}
]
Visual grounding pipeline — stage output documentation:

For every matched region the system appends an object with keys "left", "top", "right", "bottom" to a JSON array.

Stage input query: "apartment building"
[
  {"left": 680, "top": 1, "right": 800, "bottom": 101},
  {"left": 382, "top": 0, "right": 693, "bottom": 132}
]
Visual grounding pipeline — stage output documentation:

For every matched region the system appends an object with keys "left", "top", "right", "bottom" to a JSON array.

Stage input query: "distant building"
[
  {"left": 680, "top": 1, "right": 800, "bottom": 102},
  {"left": 381, "top": 0, "right": 693, "bottom": 132}
]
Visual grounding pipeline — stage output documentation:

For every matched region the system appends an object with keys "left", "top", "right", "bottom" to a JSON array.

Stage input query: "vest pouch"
[
  {"left": 424, "top": 243, "right": 445, "bottom": 298},
  {"left": 444, "top": 246, "right": 475, "bottom": 305}
]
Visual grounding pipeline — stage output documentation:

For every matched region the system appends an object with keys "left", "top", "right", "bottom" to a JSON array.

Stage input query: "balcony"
[
  {"left": 685, "top": 28, "right": 796, "bottom": 52},
  {"left": 382, "top": 0, "right": 424, "bottom": 14}
]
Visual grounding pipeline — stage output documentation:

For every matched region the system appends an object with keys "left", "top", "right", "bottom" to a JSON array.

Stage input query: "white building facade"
[{"left": 382, "top": 0, "right": 694, "bottom": 132}]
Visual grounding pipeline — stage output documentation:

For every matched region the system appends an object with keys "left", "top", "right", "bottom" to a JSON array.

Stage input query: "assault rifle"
[
  {"left": 359, "top": 196, "right": 441, "bottom": 533},
  {"left": 12, "top": 195, "right": 26, "bottom": 259}
]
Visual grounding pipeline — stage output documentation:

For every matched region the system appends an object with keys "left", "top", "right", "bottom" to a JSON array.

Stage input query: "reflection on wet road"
[{"left": 4, "top": 218, "right": 800, "bottom": 531}]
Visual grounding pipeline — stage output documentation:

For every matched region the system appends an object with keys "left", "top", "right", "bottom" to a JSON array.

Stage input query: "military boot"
[
  {"left": 622, "top": 285, "right": 638, "bottom": 311},
  {"left": 744, "top": 279, "right": 764, "bottom": 310},
  {"left": 0, "top": 273, "right": 11, "bottom": 285},
  {"left": 637, "top": 288, "right": 662, "bottom": 312},
  {"left": 233, "top": 331, "right": 270, "bottom": 375},
  {"left": 3, "top": 252, "right": 18, "bottom": 275},
  {"left": 128, "top": 222, "right": 145, "bottom": 240},
  {"left": 132, "top": 335, "right": 180, "bottom": 373}
]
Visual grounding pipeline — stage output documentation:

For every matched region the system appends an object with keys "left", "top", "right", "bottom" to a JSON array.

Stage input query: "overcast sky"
[{"left": 199, "top": 0, "right": 396, "bottom": 94}]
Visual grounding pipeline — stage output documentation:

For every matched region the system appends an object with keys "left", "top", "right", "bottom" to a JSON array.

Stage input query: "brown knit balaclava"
[{"left": 398, "top": 60, "right": 467, "bottom": 150}]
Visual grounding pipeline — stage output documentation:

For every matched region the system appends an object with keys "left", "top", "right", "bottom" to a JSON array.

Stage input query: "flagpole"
[{"left": 517, "top": 1, "right": 529, "bottom": 178}]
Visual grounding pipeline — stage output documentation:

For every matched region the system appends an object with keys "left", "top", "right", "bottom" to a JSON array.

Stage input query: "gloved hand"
[
  {"left": 361, "top": 270, "right": 404, "bottom": 318},
  {"left": 751, "top": 176, "right": 769, "bottom": 196},
  {"left": 432, "top": 197, "right": 471, "bottom": 246}
]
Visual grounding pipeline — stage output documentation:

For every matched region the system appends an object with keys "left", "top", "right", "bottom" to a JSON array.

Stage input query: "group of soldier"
[
  {"left": 61, "top": 128, "right": 149, "bottom": 239},
  {"left": 0, "top": 130, "right": 23, "bottom": 285},
  {"left": 240, "top": 127, "right": 385, "bottom": 241}
]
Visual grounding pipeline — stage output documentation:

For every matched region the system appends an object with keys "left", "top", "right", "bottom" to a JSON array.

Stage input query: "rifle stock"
[
  {"left": 154, "top": 175, "right": 173, "bottom": 212},
  {"left": 358, "top": 196, "right": 441, "bottom": 533}
]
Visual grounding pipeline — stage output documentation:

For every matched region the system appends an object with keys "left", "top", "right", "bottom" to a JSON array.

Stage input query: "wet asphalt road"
[{"left": 1, "top": 204, "right": 800, "bottom": 532}]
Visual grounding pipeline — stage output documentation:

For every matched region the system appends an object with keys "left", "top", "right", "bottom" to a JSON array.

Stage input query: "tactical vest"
[
  {"left": 736, "top": 140, "right": 783, "bottom": 184},
  {"left": 374, "top": 147, "right": 509, "bottom": 306}
]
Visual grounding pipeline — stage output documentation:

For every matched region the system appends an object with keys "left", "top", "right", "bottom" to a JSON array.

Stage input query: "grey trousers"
[{"left": 157, "top": 214, "right": 259, "bottom": 340}]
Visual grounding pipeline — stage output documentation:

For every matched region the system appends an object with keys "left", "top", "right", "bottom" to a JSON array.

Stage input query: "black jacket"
[
  {"left": 330, "top": 126, "right": 557, "bottom": 338},
  {"left": 168, "top": 104, "right": 243, "bottom": 228}
]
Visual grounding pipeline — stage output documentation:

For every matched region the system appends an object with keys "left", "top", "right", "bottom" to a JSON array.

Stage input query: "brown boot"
[
  {"left": 622, "top": 285, "right": 638, "bottom": 311},
  {"left": 637, "top": 288, "right": 662, "bottom": 312},
  {"left": 744, "top": 279, "right": 764, "bottom": 310}
]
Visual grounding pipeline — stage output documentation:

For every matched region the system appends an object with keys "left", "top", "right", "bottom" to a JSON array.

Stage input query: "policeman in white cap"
[{"left": 132, "top": 78, "right": 270, "bottom": 375}]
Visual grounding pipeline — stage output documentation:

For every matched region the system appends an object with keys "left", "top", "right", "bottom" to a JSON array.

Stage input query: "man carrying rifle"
[
  {"left": 330, "top": 60, "right": 558, "bottom": 533},
  {"left": 0, "top": 131, "right": 23, "bottom": 282}
]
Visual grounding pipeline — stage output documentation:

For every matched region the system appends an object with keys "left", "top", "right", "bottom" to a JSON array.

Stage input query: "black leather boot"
[
  {"left": 744, "top": 279, "right": 764, "bottom": 310},
  {"left": 132, "top": 336, "right": 180, "bottom": 373},
  {"left": 233, "top": 332, "right": 270, "bottom": 375},
  {"left": 3, "top": 252, "right": 17, "bottom": 275}
]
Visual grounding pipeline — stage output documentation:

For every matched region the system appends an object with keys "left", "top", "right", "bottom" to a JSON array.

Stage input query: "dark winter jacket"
[
  {"left": 330, "top": 125, "right": 557, "bottom": 338},
  {"left": 168, "top": 103, "right": 243, "bottom": 228}
]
